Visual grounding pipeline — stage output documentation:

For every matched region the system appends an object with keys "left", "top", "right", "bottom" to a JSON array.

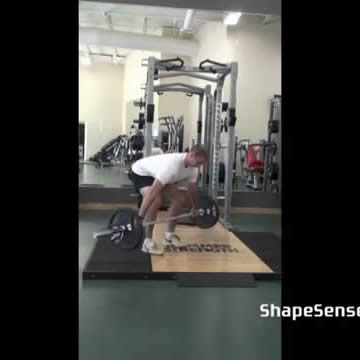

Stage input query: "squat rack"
[{"left": 142, "top": 57, "right": 238, "bottom": 229}]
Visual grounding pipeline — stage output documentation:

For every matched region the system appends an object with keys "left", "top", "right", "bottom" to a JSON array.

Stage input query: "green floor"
[{"left": 79, "top": 210, "right": 281, "bottom": 360}]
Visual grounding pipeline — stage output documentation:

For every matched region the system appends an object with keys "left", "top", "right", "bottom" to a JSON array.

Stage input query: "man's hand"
[{"left": 137, "top": 214, "right": 145, "bottom": 227}]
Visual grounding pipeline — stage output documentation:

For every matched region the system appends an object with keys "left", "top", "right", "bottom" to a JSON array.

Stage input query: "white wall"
[
  {"left": 79, "top": 63, "right": 124, "bottom": 160},
  {"left": 121, "top": 50, "right": 161, "bottom": 135},
  {"left": 188, "top": 21, "right": 281, "bottom": 143}
]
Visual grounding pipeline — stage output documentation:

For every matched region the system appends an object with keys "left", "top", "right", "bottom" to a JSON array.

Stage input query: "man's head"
[{"left": 184, "top": 144, "right": 208, "bottom": 168}]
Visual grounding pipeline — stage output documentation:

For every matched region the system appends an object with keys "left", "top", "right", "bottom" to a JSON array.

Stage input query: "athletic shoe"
[
  {"left": 141, "top": 238, "right": 164, "bottom": 255},
  {"left": 164, "top": 233, "right": 182, "bottom": 247}
]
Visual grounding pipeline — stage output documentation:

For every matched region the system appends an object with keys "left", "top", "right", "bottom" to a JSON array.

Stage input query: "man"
[{"left": 128, "top": 145, "right": 208, "bottom": 255}]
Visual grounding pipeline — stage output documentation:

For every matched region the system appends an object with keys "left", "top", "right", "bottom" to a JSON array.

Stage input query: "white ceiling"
[
  {"left": 81, "top": 0, "right": 281, "bottom": 16},
  {"left": 79, "top": 1, "right": 225, "bottom": 33},
  {"left": 79, "top": 1, "right": 280, "bottom": 65}
]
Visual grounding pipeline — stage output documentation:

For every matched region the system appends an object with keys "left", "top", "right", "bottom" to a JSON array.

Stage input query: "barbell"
[{"left": 93, "top": 195, "right": 220, "bottom": 249}]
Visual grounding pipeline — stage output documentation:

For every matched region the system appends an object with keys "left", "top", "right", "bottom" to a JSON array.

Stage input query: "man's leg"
[
  {"left": 162, "top": 184, "right": 189, "bottom": 247},
  {"left": 139, "top": 186, "right": 164, "bottom": 255}
]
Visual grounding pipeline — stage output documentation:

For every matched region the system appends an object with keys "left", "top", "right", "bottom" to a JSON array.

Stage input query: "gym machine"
[
  {"left": 206, "top": 101, "right": 231, "bottom": 191},
  {"left": 245, "top": 140, "right": 267, "bottom": 190},
  {"left": 231, "top": 95, "right": 281, "bottom": 192},
  {"left": 88, "top": 135, "right": 128, "bottom": 168},
  {"left": 158, "top": 115, "right": 184, "bottom": 153},
  {"left": 263, "top": 95, "right": 281, "bottom": 192},
  {"left": 141, "top": 57, "right": 238, "bottom": 229},
  {"left": 133, "top": 112, "right": 145, "bottom": 131},
  {"left": 234, "top": 139, "right": 250, "bottom": 188},
  {"left": 127, "top": 131, "right": 145, "bottom": 163}
]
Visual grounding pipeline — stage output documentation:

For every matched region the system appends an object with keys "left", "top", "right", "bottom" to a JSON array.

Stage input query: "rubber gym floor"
[{"left": 79, "top": 209, "right": 281, "bottom": 360}]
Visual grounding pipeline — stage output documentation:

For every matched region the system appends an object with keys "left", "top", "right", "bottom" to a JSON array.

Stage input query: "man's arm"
[
  {"left": 138, "top": 180, "right": 164, "bottom": 218},
  {"left": 187, "top": 182, "right": 199, "bottom": 210}
]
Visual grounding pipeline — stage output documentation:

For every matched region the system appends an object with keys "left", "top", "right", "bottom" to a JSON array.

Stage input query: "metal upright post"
[
  {"left": 275, "top": 97, "right": 281, "bottom": 192},
  {"left": 208, "top": 89, "right": 218, "bottom": 198},
  {"left": 202, "top": 85, "right": 212, "bottom": 190},
  {"left": 144, "top": 57, "right": 155, "bottom": 157},
  {"left": 263, "top": 99, "right": 274, "bottom": 192},
  {"left": 223, "top": 62, "right": 238, "bottom": 228},
  {"left": 197, "top": 94, "right": 203, "bottom": 146},
  {"left": 211, "top": 85, "right": 223, "bottom": 201}
]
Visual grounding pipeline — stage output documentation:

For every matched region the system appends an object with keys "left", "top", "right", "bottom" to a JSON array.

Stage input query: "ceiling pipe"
[
  {"left": 180, "top": 9, "right": 196, "bottom": 33},
  {"left": 79, "top": 27, "right": 199, "bottom": 56}
]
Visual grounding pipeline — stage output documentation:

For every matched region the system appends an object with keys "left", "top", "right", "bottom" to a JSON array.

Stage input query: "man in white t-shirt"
[{"left": 129, "top": 145, "right": 208, "bottom": 255}]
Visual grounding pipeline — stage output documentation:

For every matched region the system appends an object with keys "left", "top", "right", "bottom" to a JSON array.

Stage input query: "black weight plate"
[
  {"left": 108, "top": 208, "right": 135, "bottom": 227},
  {"left": 108, "top": 208, "right": 143, "bottom": 249},
  {"left": 121, "top": 214, "right": 143, "bottom": 249},
  {"left": 195, "top": 195, "right": 219, "bottom": 229}
]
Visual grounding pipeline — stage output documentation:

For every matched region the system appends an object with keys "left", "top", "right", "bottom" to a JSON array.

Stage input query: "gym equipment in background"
[
  {"left": 88, "top": 135, "right": 129, "bottom": 168},
  {"left": 158, "top": 115, "right": 184, "bottom": 153},
  {"left": 263, "top": 95, "right": 281, "bottom": 192},
  {"left": 246, "top": 143, "right": 265, "bottom": 190}
]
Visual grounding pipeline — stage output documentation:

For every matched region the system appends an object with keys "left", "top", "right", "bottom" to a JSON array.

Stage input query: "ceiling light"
[{"left": 224, "top": 12, "right": 242, "bottom": 25}]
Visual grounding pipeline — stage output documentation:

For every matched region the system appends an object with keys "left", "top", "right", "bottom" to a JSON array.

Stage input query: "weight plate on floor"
[
  {"left": 108, "top": 208, "right": 143, "bottom": 249},
  {"left": 194, "top": 195, "right": 219, "bottom": 229}
]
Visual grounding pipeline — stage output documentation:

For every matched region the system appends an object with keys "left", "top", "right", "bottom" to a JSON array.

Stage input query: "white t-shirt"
[{"left": 132, "top": 152, "right": 198, "bottom": 185}]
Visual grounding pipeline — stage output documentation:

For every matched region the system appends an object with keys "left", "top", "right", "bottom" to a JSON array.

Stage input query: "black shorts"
[{"left": 128, "top": 168, "right": 154, "bottom": 193}]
